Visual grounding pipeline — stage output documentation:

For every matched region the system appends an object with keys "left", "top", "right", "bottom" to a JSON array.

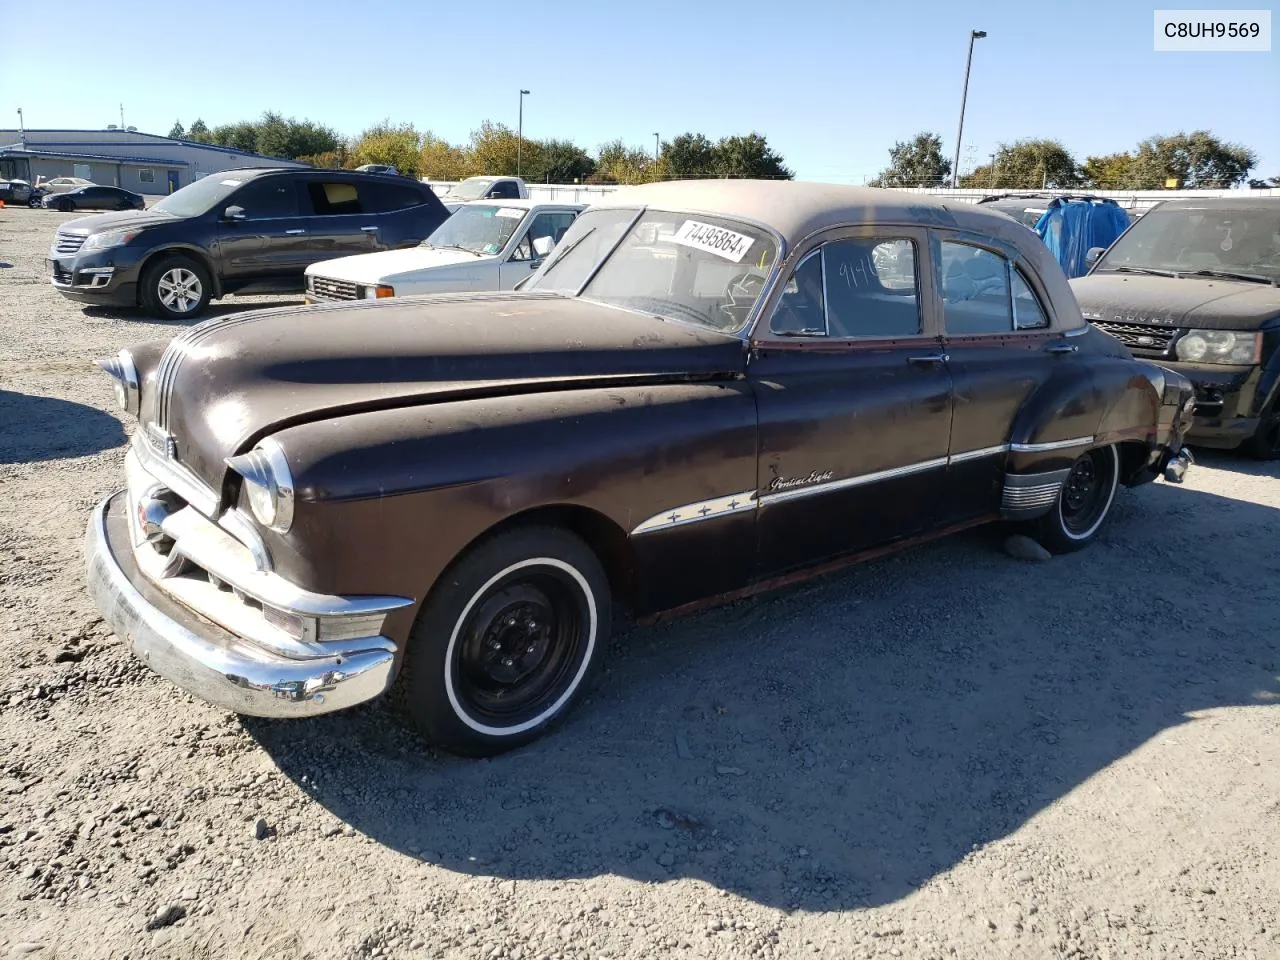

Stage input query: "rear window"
[
  {"left": 359, "top": 180, "right": 428, "bottom": 213},
  {"left": 305, "top": 180, "right": 364, "bottom": 215}
]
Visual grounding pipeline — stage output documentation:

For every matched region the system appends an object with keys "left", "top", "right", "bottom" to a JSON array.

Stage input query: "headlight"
[
  {"left": 225, "top": 437, "right": 295, "bottom": 533},
  {"left": 1174, "top": 330, "right": 1262, "bottom": 365},
  {"left": 363, "top": 284, "right": 395, "bottom": 299},
  {"left": 94, "top": 349, "right": 140, "bottom": 416},
  {"left": 82, "top": 229, "right": 141, "bottom": 252}
]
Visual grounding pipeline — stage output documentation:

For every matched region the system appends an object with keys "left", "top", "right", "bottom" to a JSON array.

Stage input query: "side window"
[
  {"left": 231, "top": 177, "right": 300, "bottom": 219},
  {"left": 1012, "top": 268, "right": 1050, "bottom": 329},
  {"left": 139, "top": 169, "right": 155, "bottom": 184},
  {"left": 939, "top": 241, "right": 1012, "bottom": 335},
  {"left": 511, "top": 212, "right": 578, "bottom": 261},
  {"left": 769, "top": 250, "right": 826, "bottom": 336},
  {"left": 359, "top": 180, "right": 427, "bottom": 213},
  {"left": 822, "top": 238, "right": 921, "bottom": 338},
  {"left": 304, "top": 180, "right": 364, "bottom": 215},
  {"left": 489, "top": 181, "right": 521, "bottom": 199}
]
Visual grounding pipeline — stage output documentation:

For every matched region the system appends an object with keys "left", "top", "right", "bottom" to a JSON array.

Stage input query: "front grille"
[
  {"left": 53, "top": 231, "right": 86, "bottom": 256},
  {"left": 50, "top": 263, "right": 73, "bottom": 285},
  {"left": 309, "top": 275, "right": 359, "bottom": 301},
  {"left": 1090, "top": 320, "right": 1177, "bottom": 354}
]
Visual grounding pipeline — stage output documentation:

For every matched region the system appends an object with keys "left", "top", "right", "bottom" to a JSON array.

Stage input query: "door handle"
[
  {"left": 1045, "top": 342, "right": 1079, "bottom": 355},
  {"left": 907, "top": 353, "right": 949, "bottom": 365},
  {"left": 285, "top": 229, "right": 306, "bottom": 235},
  {"left": 360, "top": 225, "right": 379, "bottom": 233}
]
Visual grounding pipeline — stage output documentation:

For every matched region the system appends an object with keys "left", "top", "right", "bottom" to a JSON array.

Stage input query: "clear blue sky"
[{"left": 3, "top": 0, "right": 1277, "bottom": 181}]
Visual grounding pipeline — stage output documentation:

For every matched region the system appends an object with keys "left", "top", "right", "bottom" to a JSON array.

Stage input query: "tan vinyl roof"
[{"left": 592, "top": 179, "right": 1020, "bottom": 246}]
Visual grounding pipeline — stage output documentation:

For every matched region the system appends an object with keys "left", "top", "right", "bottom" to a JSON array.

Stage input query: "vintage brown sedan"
[{"left": 85, "top": 180, "right": 1196, "bottom": 756}]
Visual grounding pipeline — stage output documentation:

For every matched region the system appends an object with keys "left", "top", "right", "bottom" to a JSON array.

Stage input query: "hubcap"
[
  {"left": 455, "top": 572, "right": 587, "bottom": 724},
  {"left": 157, "top": 268, "right": 202, "bottom": 313}
]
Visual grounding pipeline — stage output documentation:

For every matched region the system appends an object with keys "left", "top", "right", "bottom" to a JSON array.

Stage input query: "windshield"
[
  {"left": 445, "top": 178, "right": 496, "bottom": 201},
  {"left": 152, "top": 174, "right": 258, "bottom": 218},
  {"left": 1096, "top": 206, "right": 1280, "bottom": 282},
  {"left": 423, "top": 204, "right": 528, "bottom": 255},
  {"left": 526, "top": 207, "right": 779, "bottom": 334}
]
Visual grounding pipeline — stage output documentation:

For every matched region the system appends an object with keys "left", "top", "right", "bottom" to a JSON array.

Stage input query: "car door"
[
  {"left": 749, "top": 226, "right": 954, "bottom": 577},
  {"left": 498, "top": 210, "right": 580, "bottom": 289},
  {"left": 932, "top": 232, "right": 1067, "bottom": 522},
  {"left": 215, "top": 175, "right": 309, "bottom": 287},
  {"left": 299, "top": 176, "right": 385, "bottom": 263}
]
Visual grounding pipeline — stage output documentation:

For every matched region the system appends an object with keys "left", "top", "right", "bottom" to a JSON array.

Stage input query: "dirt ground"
[{"left": 1, "top": 205, "right": 1277, "bottom": 960}]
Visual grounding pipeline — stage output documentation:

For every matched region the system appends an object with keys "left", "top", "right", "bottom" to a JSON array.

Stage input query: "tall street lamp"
[
  {"left": 653, "top": 132, "right": 660, "bottom": 162},
  {"left": 16, "top": 107, "right": 24, "bottom": 143},
  {"left": 517, "top": 89, "right": 530, "bottom": 177},
  {"left": 951, "top": 29, "right": 986, "bottom": 189}
]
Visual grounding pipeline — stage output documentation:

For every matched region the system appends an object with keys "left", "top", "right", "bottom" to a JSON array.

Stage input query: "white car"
[
  {"left": 304, "top": 200, "right": 583, "bottom": 302},
  {"left": 38, "top": 177, "right": 95, "bottom": 195}
]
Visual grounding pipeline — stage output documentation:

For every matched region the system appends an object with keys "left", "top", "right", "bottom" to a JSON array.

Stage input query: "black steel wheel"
[
  {"left": 399, "top": 526, "right": 609, "bottom": 756},
  {"left": 1026, "top": 444, "right": 1120, "bottom": 554}
]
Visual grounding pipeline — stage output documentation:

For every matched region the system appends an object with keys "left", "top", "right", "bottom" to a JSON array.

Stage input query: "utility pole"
[
  {"left": 517, "top": 89, "right": 530, "bottom": 177},
  {"left": 951, "top": 29, "right": 987, "bottom": 189},
  {"left": 653, "top": 132, "right": 660, "bottom": 162},
  {"left": 16, "top": 107, "right": 24, "bottom": 143},
  {"left": 120, "top": 104, "right": 125, "bottom": 132}
]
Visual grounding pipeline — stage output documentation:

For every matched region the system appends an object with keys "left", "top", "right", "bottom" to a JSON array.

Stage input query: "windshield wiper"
[
  {"left": 540, "top": 226, "right": 597, "bottom": 274},
  {"left": 430, "top": 243, "right": 482, "bottom": 257},
  {"left": 1178, "top": 269, "right": 1279, "bottom": 286},
  {"left": 1109, "top": 266, "right": 1181, "bottom": 278}
]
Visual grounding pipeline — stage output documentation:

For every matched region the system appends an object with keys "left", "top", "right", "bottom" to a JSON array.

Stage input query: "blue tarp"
[{"left": 1034, "top": 199, "right": 1131, "bottom": 279}]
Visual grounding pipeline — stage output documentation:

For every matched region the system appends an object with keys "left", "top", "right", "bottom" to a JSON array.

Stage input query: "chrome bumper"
[
  {"left": 85, "top": 492, "right": 397, "bottom": 717},
  {"left": 1163, "top": 446, "right": 1194, "bottom": 484}
]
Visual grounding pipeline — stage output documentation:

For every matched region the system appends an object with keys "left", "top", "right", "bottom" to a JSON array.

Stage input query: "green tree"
[
  {"left": 868, "top": 131, "right": 951, "bottom": 187},
  {"left": 1081, "top": 152, "right": 1136, "bottom": 189},
  {"left": 467, "top": 121, "right": 538, "bottom": 177},
  {"left": 661, "top": 133, "right": 717, "bottom": 179},
  {"left": 594, "top": 139, "right": 654, "bottom": 184},
  {"left": 418, "top": 132, "right": 471, "bottom": 181},
  {"left": 210, "top": 120, "right": 260, "bottom": 153},
  {"left": 186, "top": 119, "right": 212, "bottom": 143},
  {"left": 349, "top": 121, "right": 423, "bottom": 178},
  {"left": 255, "top": 112, "right": 342, "bottom": 161},
  {"left": 714, "top": 133, "right": 793, "bottom": 180},
  {"left": 960, "top": 139, "right": 1080, "bottom": 190},
  {"left": 526, "top": 139, "right": 596, "bottom": 183},
  {"left": 1248, "top": 174, "right": 1280, "bottom": 188},
  {"left": 168, "top": 120, "right": 185, "bottom": 139},
  {"left": 1127, "top": 131, "right": 1256, "bottom": 188}
]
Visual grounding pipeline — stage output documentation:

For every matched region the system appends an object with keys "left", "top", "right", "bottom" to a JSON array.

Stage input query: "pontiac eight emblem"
[{"left": 769, "top": 470, "right": 835, "bottom": 492}]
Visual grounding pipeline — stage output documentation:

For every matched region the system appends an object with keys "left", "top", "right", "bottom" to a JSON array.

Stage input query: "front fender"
[{"left": 253, "top": 381, "right": 759, "bottom": 630}]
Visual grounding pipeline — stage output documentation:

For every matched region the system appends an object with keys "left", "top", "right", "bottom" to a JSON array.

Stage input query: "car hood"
[
  {"left": 1070, "top": 272, "right": 1280, "bottom": 331},
  {"left": 305, "top": 246, "right": 492, "bottom": 283},
  {"left": 141, "top": 292, "right": 746, "bottom": 491},
  {"left": 58, "top": 208, "right": 176, "bottom": 235}
]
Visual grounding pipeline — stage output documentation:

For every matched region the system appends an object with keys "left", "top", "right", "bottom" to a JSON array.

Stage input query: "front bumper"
[
  {"left": 48, "top": 246, "right": 144, "bottom": 307},
  {"left": 1156, "top": 360, "right": 1265, "bottom": 448},
  {"left": 85, "top": 492, "right": 397, "bottom": 717}
]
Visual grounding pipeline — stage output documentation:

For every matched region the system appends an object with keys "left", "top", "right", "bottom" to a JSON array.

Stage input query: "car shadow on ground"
[
  {"left": 245, "top": 477, "right": 1280, "bottom": 912},
  {"left": 1188, "top": 446, "right": 1278, "bottom": 478},
  {"left": 0, "top": 390, "right": 126, "bottom": 464},
  {"left": 80, "top": 298, "right": 305, "bottom": 326}
]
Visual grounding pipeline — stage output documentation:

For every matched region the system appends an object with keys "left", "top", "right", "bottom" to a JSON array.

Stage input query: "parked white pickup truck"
[
  {"left": 434, "top": 176, "right": 529, "bottom": 211},
  {"left": 304, "top": 200, "right": 582, "bottom": 302}
]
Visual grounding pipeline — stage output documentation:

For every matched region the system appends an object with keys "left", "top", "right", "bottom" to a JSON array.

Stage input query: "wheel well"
[
  {"left": 137, "top": 247, "right": 220, "bottom": 300},
  {"left": 1116, "top": 439, "right": 1154, "bottom": 485},
  {"left": 462, "top": 505, "right": 636, "bottom": 615}
]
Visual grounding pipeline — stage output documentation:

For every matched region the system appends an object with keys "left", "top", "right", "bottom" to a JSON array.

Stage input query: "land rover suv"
[{"left": 47, "top": 167, "right": 450, "bottom": 320}]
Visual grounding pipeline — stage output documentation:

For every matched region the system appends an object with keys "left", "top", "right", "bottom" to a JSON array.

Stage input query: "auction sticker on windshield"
[
  {"left": 496, "top": 208, "right": 525, "bottom": 219},
  {"left": 668, "top": 220, "right": 755, "bottom": 262}
]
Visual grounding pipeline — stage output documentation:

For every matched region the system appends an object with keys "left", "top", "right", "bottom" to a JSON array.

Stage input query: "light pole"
[
  {"left": 951, "top": 29, "right": 986, "bottom": 189},
  {"left": 16, "top": 107, "right": 24, "bottom": 143},
  {"left": 517, "top": 89, "right": 530, "bottom": 177},
  {"left": 653, "top": 132, "right": 659, "bottom": 162}
]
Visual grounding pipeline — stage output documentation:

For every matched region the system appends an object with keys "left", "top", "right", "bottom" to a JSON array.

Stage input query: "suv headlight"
[
  {"left": 1175, "top": 330, "right": 1262, "bottom": 365},
  {"left": 95, "top": 349, "right": 140, "bottom": 416},
  {"left": 82, "top": 229, "right": 141, "bottom": 252},
  {"left": 226, "top": 437, "right": 295, "bottom": 533}
]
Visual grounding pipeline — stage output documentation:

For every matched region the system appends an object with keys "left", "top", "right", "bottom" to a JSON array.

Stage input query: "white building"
[{"left": 0, "top": 128, "right": 308, "bottom": 196}]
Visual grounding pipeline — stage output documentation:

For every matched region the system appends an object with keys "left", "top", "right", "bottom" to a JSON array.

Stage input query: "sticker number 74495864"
[{"left": 667, "top": 220, "right": 755, "bottom": 263}]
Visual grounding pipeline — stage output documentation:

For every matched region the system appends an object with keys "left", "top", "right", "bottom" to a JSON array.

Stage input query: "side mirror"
[
  {"left": 223, "top": 205, "right": 247, "bottom": 221},
  {"left": 1085, "top": 246, "right": 1105, "bottom": 266},
  {"left": 532, "top": 235, "right": 554, "bottom": 258}
]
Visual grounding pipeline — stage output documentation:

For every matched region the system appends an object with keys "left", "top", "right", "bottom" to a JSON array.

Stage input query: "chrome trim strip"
[
  {"left": 759, "top": 457, "right": 949, "bottom": 506},
  {"left": 1009, "top": 436, "right": 1094, "bottom": 454},
  {"left": 948, "top": 443, "right": 1010, "bottom": 464},
  {"left": 631, "top": 491, "right": 757, "bottom": 535},
  {"left": 1064, "top": 324, "right": 1089, "bottom": 337},
  {"left": 130, "top": 433, "right": 220, "bottom": 517}
]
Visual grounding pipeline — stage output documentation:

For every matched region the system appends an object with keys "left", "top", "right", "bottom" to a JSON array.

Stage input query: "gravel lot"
[{"left": 1, "top": 205, "right": 1278, "bottom": 960}]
